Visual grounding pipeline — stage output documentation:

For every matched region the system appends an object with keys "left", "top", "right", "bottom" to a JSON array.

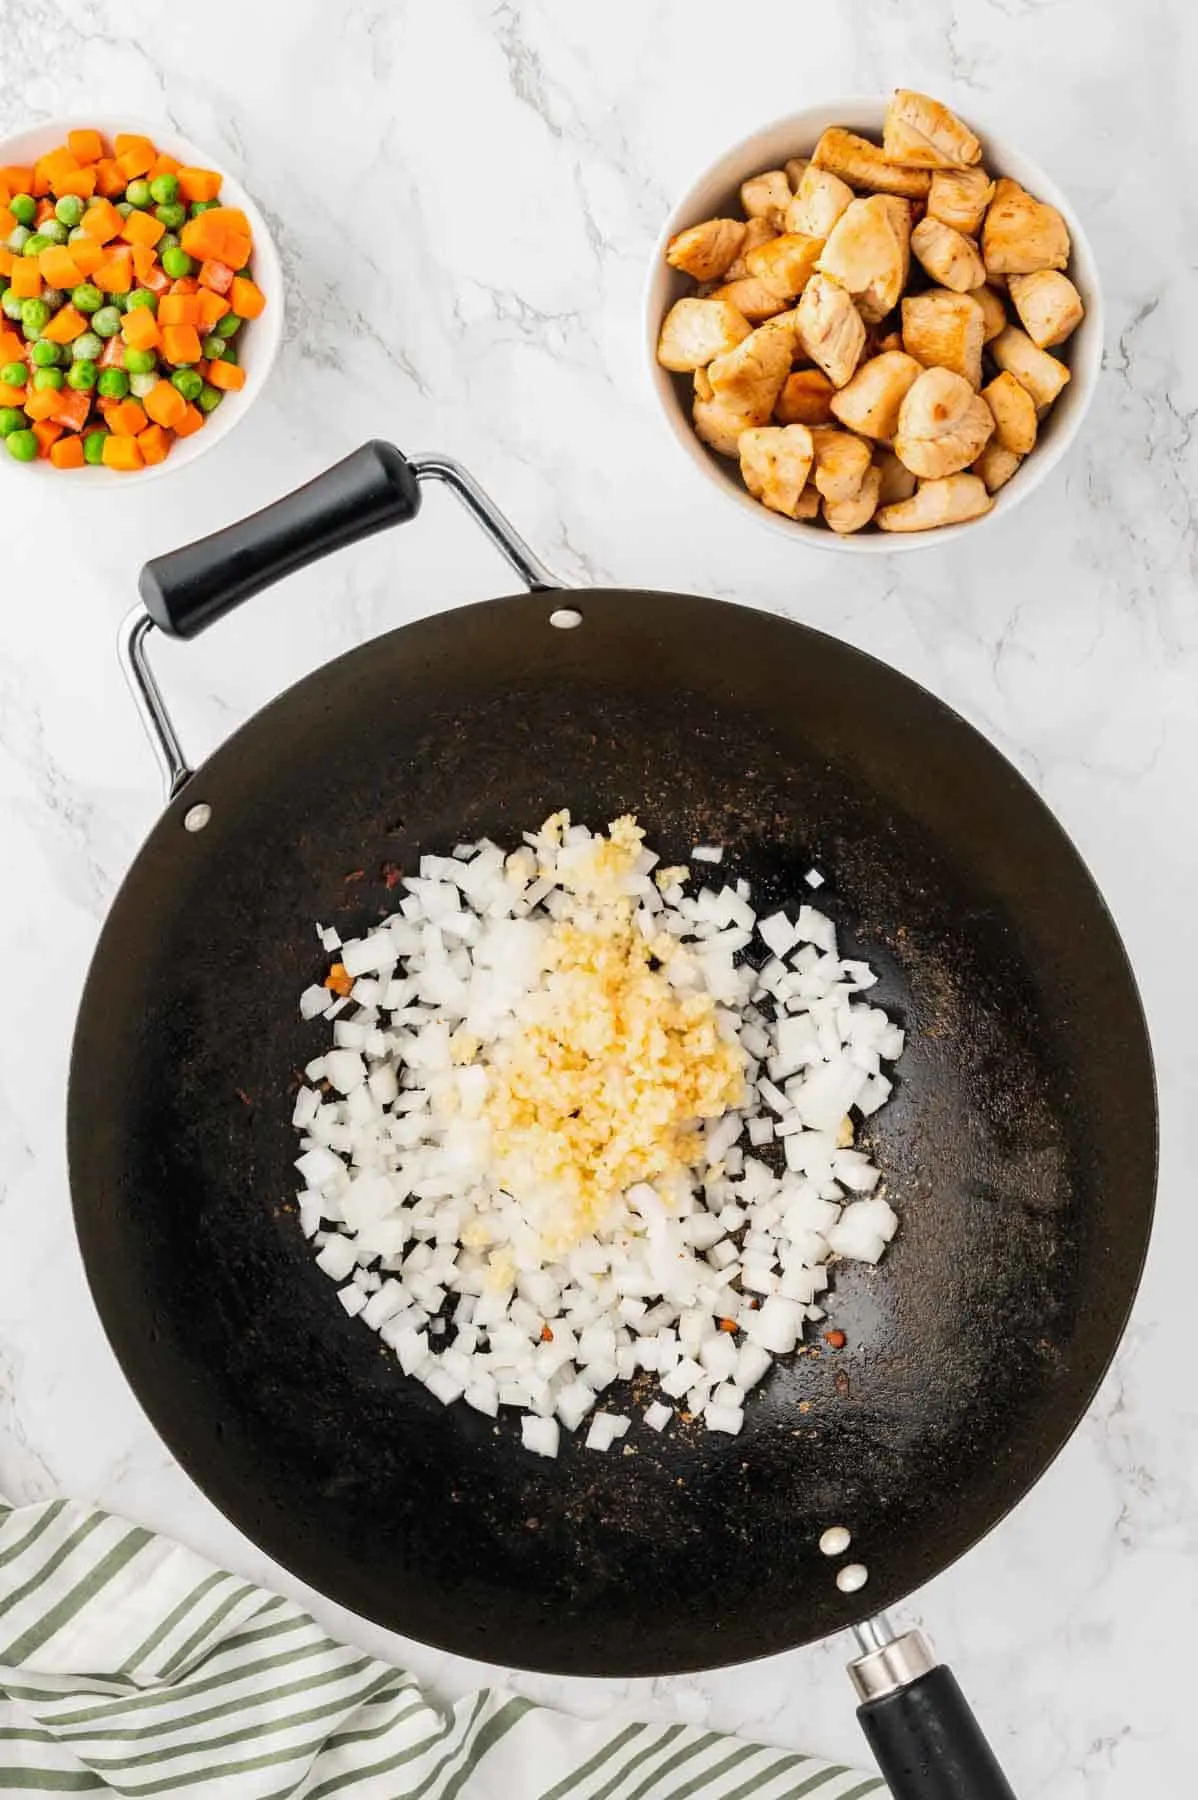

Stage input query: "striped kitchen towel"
[{"left": 0, "top": 1500, "right": 881, "bottom": 1798}]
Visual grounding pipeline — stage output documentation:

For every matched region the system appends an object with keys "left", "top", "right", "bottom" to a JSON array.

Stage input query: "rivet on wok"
[
  {"left": 549, "top": 608, "right": 583, "bottom": 630},
  {"left": 183, "top": 803, "right": 212, "bottom": 833}
]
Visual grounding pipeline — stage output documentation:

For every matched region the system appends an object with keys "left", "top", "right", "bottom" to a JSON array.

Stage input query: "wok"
[{"left": 69, "top": 444, "right": 1156, "bottom": 1800}]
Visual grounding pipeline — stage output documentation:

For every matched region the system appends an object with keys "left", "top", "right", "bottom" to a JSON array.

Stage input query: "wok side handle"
[{"left": 850, "top": 1630, "right": 1018, "bottom": 1800}]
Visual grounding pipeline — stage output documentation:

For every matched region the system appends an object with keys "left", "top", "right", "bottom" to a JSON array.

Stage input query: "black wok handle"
[
  {"left": 139, "top": 441, "right": 422, "bottom": 640},
  {"left": 851, "top": 1634, "right": 1018, "bottom": 1799}
]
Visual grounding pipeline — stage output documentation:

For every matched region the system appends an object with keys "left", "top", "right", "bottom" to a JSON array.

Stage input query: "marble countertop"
[{"left": 1, "top": 2, "right": 1193, "bottom": 1793}]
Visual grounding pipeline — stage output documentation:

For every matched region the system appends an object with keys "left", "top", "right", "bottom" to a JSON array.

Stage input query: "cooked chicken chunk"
[
  {"left": 1007, "top": 270, "right": 1084, "bottom": 348},
  {"left": 811, "top": 127, "right": 931, "bottom": 199},
  {"left": 876, "top": 473, "right": 993, "bottom": 531},
  {"left": 875, "top": 447, "right": 917, "bottom": 504},
  {"left": 666, "top": 219, "right": 748, "bottom": 282},
  {"left": 824, "top": 464, "right": 883, "bottom": 533},
  {"left": 793, "top": 482, "right": 821, "bottom": 519},
  {"left": 739, "top": 425, "right": 816, "bottom": 517},
  {"left": 982, "top": 178, "right": 1070, "bottom": 275},
  {"left": 817, "top": 196, "right": 910, "bottom": 323},
  {"left": 693, "top": 395, "right": 763, "bottom": 458},
  {"left": 746, "top": 232, "right": 823, "bottom": 300},
  {"left": 829, "top": 350, "right": 923, "bottom": 440},
  {"left": 724, "top": 216, "right": 778, "bottom": 279},
  {"left": 910, "top": 216, "right": 985, "bottom": 292},
  {"left": 901, "top": 289, "right": 985, "bottom": 387},
  {"left": 658, "top": 298, "right": 753, "bottom": 371},
  {"left": 740, "top": 171, "right": 792, "bottom": 230},
  {"left": 871, "top": 327, "right": 905, "bottom": 354},
  {"left": 980, "top": 371, "right": 1037, "bottom": 454},
  {"left": 785, "top": 165, "right": 854, "bottom": 239},
  {"left": 973, "top": 443, "right": 1022, "bottom": 492},
  {"left": 971, "top": 284, "right": 1008, "bottom": 343},
  {"left": 710, "top": 277, "right": 788, "bottom": 322},
  {"left": 927, "top": 167, "right": 995, "bottom": 236},
  {"left": 809, "top": 426, "right": 873, "bottom": 502},
  {"left": 776, "top": 368, "right": 837, "bottom": 426},
  {"left": 989, "top": 325, "right": 1071, "bottom": 410},
  {"left": 708, "top": 313, "right": 798, "bottom": 415},
  {"left": 796, "top": 274, "right": 867, "bottom": 387},
  {"left": 894, "top": 367, "right": 994, "bottom": 478},
  {"left": 882, "top": 90, "right": 982, "bottom": 169},
  {"left": 785, "top": 157, "right": 810, "bottom": 191}
]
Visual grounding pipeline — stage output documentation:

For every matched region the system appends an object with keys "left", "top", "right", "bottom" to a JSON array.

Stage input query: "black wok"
[{"left": 69, "top": 444, "right": 1155, "bottom": 1800}]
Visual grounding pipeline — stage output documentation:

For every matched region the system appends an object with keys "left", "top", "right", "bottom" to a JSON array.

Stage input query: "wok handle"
[{"left": 850, "top": 1631, "right": 1018, "bottom": 1800}]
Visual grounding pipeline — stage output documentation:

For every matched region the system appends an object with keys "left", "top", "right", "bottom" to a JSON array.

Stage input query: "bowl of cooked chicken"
[{"left": 647, "top": 91, "right": 1101, "bottom": 547}]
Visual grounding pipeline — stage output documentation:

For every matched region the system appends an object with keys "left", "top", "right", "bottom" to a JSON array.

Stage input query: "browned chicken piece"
[
  {"left": 971, "top": 284, "right": 1008, "bottom": 343},
  {"left": 1007, "top": 270, "right": 1084, "bottom": 348},
  {"left": 793, "top": 482, "right": 822, "bottom": 519},
  {"left": 785, "top": 165, "right": 854, "bottom": 239},
  {"left": 980, "top": 372, "right": 1037, "bottom": 454},
  {"left": 708, "top": 312, "right": 799, "bottom": 415},
  {"left": 817, "top": 196, "right": 911, "bottom": 323},
  {"left": 809, "top": 426, "right": 873, "bottom": 502},
  {"left": 810, "top": 127, "right": 931, "bottom": 199},
  {"left": 829, "top": 350, "right": 923, "bottom": 441},
  {"left": 872, "top": 328, "right": 904, "bottom": 353},
  {"left": 776, "top": 368, "right": 837, "bottom": 426},
  {"left": 658, "top": 297, "right": 753, "bottom": 371},
  {"left": 739, "top": 424, "right": 816, "bottom": 517},
  {"left": 724, "top": 217, "right": 778, "bottom": 279},
  {"left": 710, "top": 277, "right": 788, "bottom": 322},
  {"left": 982, "top": 178, "right": 1070, "bottom": 275},
  {"left": 740, "top": 171, "right": 793, "bottom": 230},
  {"left": 894, "top": 367, "right": 995, "bottom": 478},
  {"left": 973, "top": 443, "right": 1022, "bottom": 492},
  {"left": 693, "top": 395, "right": 763, "bottom": 457},
  {"left": 666, "top": 219, "right": 748, "bottom": 282},
  {"left": 875, "top": 447, "right": 917, "bottom": 504},
  {"left": 785, "top": 156, "right": 810, "bottom": 191},
  {"left": 901, "top": 289, "right": 985, "bottom": 387},
  {"left": 989, "top": 324, "right": 1071, "bottom": 410},
  {"left": 796, "top": 273, "right": 867, "bottom": 387},
  {"left": 910, "top": 216, "right": 985, "bottom": 292},
  {"left": 824, "top": 464, "right": 883, "bottom": 533},
  {"left": 746, "top": 232, "right": 823, "bottom": 300},
  {"left": 694, "top": 367, "right": 713, "bottom": 401},
  {"left": 927, "top": 167, "right": 995, "bottom": 236},
  {"left": 876, "top": 473, "right": 993, "bottom": 531},
  {"left": 882, "top": 90, "right": 982, "bottom": 169}
]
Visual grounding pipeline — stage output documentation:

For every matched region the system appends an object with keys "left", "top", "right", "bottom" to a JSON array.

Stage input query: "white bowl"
[
  {"left": 0, "top": 114, "right": 283, "bottom": 485},
  {"left": 645, "top": 98, "right": 1103, "bottom": 553}
]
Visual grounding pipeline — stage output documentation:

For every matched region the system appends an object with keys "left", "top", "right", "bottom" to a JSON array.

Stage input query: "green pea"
[
  {"left": 160, "top": 246, "right": 193, "bottom": 279},
  {"left": 115, "top": 200, "right": 134, "bottom": 218},
  {"left": 125, "top": 178, "right": 153, "bottom": 209},
  {"left": 71, "top": 331, "right": 103, "bottom": 361},
  {"left": 0, "top": 405, "right": 25, "bottom": 435},
  {"left": 5, "top": 427, "right": 38, "bottom": 461},
  {"left": 149, "top": 172, "right": 179, "bottom": 205},
  {"left": 20, "top": 297, "right": 50, "bottom": 333},
  {"left": 67, "top": 225, "right": 91, "bottom": 243},
  {"left": 1, "top": 290, "right": 24, "bottom": 321},
  {"left": 22, "top": 232, "right": 52, "bottom": 257},
  {"left": 54, "top": 194, "right": 85, "bottom": 228},
  {"left": 189, "top": 198, "right": 218, "bottom": 216},
  {"left": 29, "top": 339, "right": 62, "bottom": 366},
  {"left": 109, "top": 292, "right": 129, "bottom": 313},
  {"left": 214, "top": 312, "right": 242, "bottom": 338},
  {"left": 170, "top": 367, "right": 203, "bottom": 401},
  {"left": 5, "top": 225, "right": 30, "bottom": 254},
  {"left": 83, "top": 429, "right": 108, "bottom": 465},
  {"left": 220, "top": 340, "right": 239, "bottom": 365},
  {"left": 197, "top": 381, "right": 223, "bottom": 413},
  {"left": 67, "top": 359, "right": 97, "bottom": 391},
  {"left": 9, "top": 194, "right": 36, "bottom": 228},
  {"left": 41, "top": 288, "right": 65, "bottom": 310},
  {"left": 71, "top": 282, "right": 103, "bottom": 314},
  {"left": 38, "top": 218, "right": 68, "bottom": 245},
  {"left": 32, "top": 366, "right": 63, "bottom": 391},
  {"left": 125, "top": 288, "right": 157, "bottom": 313},
  {"left": 200, "top": 333, "right": 227, "bottom": 360},
  {"left": 154, "top": 201, "right": 186, "bottom": 231},
  {"left": 0, "top": 359, "right": 26, "bottom": 386},
  {"left": 91, "top": 305, "right": 122, "bottom": 338},
  {"left": 97, "top": 367, "right": 129, "bottom": 399},
  {"left": 157, "top": 231, "right": 179, "bottom": 254},
  {"left": 128, "top": 369, "right": 157, "bottom": 398},
  {"left": 123, "top": 346, "right": 156, "bottom": 374}
]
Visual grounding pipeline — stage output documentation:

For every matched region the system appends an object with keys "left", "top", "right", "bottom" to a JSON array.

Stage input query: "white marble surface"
[{"left": 0, "top": 2, "right": 1193, "bottom": 1793}]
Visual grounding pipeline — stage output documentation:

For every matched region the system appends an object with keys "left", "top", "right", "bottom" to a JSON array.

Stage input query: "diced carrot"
[
  {"left": 204, "top": 357, "right": 245, "bottom": 392},
  {"left": 137, "top": 422, "right": 170, "bottom": 465},
  {"left": 149, "top": 151, "right": 180, "bottom": 179},
  {"left": 94, "top": 245, "right": 133, "bottom": 293},
  {"left": 23, "top": 387, "right": 61, "bottom": 422},
  {"left": 35, "top": 147, "right": 80, "bottom": 191},
  {"left": 53, "top": 166, "right": 97, "bottom": 199},
  {"left": 180, "top": 208, "right": 249, "bottom": 264},
  {"left": 0, "top": 327, "right": 25, "bottom": 362},
  {"left": 38, "top": 245, "right": 83, "bottom": 289},
  {"left": 222, "top": 232, "right": 251, "bottom": 272},
  {"left": 130, "top": 241, "right": 155, "bottom": 281},
  {"left": 116, "top": 144, "right": 155, "bottom": 181},
  {"left": 229, "top": 275, "right": 265, "bottom": 320},
  {"left": 8, "top": 260, "right": 42, "bottom": 299},
  {"left": 173, "top": 402, "right": 204, "bottom": 438},
  {"left": 81, "top": 198, "right": 122, "bottom": 244},
  {"left": 50, "top": 433, "right": 86, "bottom": 468},
  {"left": 0, "top": 382, "right": 26, "bottom": 407},
  {"left": 50, "top": 388, "right": 92, "bottom": 432},
  {"left": 0, "top": 206, "right": 15, "bottom": 238},
  {"left": 161, "top": 323, "right": 201, "bottom": 365},
  {"left": 41, "top": 303, "right": 88, "bottom": 344},
  {"left": 1, "top": 166, "right": 33, "bottom": 192},
  {"left": 109, "top": 398, "right": 148, "bottom": 436},
  {"left": 121, "top": 306, "right": 161, "bottom": 352},
  {"left": 120, "top": 208, "right": 164, "bottom": 248},
  {"left": 195, "top": 288, "right": 230, "bottom": 328},
  {"left": 102, "top": 433, "right": 144, "bottom": 470},
  {"left": 198, "top": 258, "right": 234, "bottom": 295},
  {"left": 115, "top": 133, "right": 154, "bottom": 161},
  {"left": 158, "top": 293, "right": 201, "bottom": 327},
  {"left": 177, "top": 167, "right": 222, "bottom": 204},
  {"left": 29, "top": 166, "right": 50, "bottom": 197},
  {"left": 94, "top": 157, "right": 126, "bottom": 198},
  {"left": 70, "top": 238, "right": 105, "bottom": 276},
  {"left": 169, "top": 276, "right": 199, "bottom": 296},
  {"left": 99, "top": 337, "right": 125, "bottom": 369},
  {"left": 145, "top": 380, "right": 186, "bottom": 429},
  {"left": 35, "top": 197, "right": 56, "bottom": 225},
  {"left": 67, "top": 129, "right": 105, "bottom": 165},
  {"left": 33, "top": 419, "right": 64, "bottom": 455},
  {"left": 0, "top": 246, "right": 14, "bottom": 279},
  {"left": 140, "top": 262, "right": 169, "bottom": 294}
]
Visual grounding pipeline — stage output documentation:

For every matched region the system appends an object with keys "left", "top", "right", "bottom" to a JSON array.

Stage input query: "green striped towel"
[{"left": 0, "top": 1500, "right": 881, "bottom": 1799}]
